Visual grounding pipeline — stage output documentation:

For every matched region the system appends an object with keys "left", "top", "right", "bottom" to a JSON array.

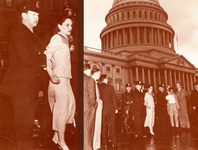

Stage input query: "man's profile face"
[
  {"left": 195, "top": 85, "right": 198, "bottom": 90},
  {"left": 22, "top": 10, "right": 39, "bottom": 28}
]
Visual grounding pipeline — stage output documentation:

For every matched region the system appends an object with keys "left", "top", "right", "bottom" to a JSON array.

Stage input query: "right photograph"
[{"left": 84, "top": 0, "right": 198, "bottom": 150}]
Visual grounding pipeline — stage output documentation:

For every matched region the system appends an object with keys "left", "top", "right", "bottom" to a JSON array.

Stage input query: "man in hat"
[
  {"left": 0, "top": 0, "right": 54, "bottom": 149},
  {"left": 155, "top": 84, "right": 170, "bottom": 134},
  {"left": 132, "top": 81, "right": 145, "bottom": 138},
  {"left": 83, "top": 64, "right": 97, "bottom": 150},
  {"left": 98, "top": 74, "right": 118, "bottom": 148},
  {"left": 190, "top": 82, "right": 198, "bottom": 128},
  {"left": 121, "top": 83, "right": 133, "bottom": 134}
]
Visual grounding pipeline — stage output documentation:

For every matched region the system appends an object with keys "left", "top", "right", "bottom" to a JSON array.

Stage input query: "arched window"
[
  {"left": 139, "top": 11, "right": 142, "bottom": 18},
  {"left": 150, "top": 12, "right": 153, "bottom": 20}
]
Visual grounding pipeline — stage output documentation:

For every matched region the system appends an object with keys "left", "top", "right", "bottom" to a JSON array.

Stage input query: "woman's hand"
[{"left": 50, "top": 75, "right": 60, "bottom": 84}]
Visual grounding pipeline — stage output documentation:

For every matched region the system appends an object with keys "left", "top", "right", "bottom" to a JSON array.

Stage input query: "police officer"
[
  {"left": 132, "top": 81, "right": 145, "bottom": 138},
  {"left": 121, "top": 83, "right": 133, "bottom": 134},
  {"left": 190, "top": 82, "right": 198, "bottom": 128},
  {"left": 0, "top": 1, "right": 52, "bottom": 150},
  {"left": 155, "top": 84, "right": 170, "bottom": 134}
]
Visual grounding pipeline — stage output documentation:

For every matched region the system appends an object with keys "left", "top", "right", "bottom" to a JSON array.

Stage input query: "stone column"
[
  {"left": 162, "top": 30, "right": 165, "bottom": 46},
  {"left": 178, "top": 72, "right": 181, "bottom": 82},
  {"left": 164, "top": 69, "right": 168, "bottom": 86},
  {"left": 190, "top": 74, "right": 193, "bottom": 91},
  {"left": 123, "top": 28, "right": 127, "bottom": 45},
  {"left": 157, "top": 28, "right": 160, "bottom": 45},
  {"left": 112, "top": 65, "right": 115, "bottom": 86},
  {"left": 142, "top": 67, "right": 145, "bottom": 83},
  {"left": 111, "top": 32, "right": 113, "bottom": 48},
  {"left": 182, "top": 72, "right": 186, "bottom": 90},
  {"left": 153, "top": 69, "right": 156, "bottom": 90},
  {"left": 186, "top": 73, "right": 190, "bottom": 91},
  {"left": 106, "top": 34, "right": 109, "bottom": 49},
  {"left": 148, "top": 68, "right": 151, "bottom": 84},
  {"left": 158, "top": 70, "right": 161, "bottom": 84},
  {"left": 167, "top": 32, "right": 170, "bottom": 47},
  {"left": 130, "top": 27, "right": 133, "bottom": 44},
  {"left": 137, "top": 27, "right": 140, "bottom": 44},
  {"left": 116, "top": 30, "right": 119, "bottom": 47},
  {"left": 174, "top": 71, "right": 177, "bottom": 83},
  {"left": 144, "top": 27, "right": 147, "bottom": 44},
  {"left": 151, "top": 27, "right": 154, "bottom": 44},
  {"left": 169, "top": 70, "right": 173, "bottom": 86},
  {"left": 136, "top": 66, "right": 139, "bottom": 81}
]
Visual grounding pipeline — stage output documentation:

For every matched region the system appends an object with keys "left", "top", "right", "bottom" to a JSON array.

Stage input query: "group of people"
[
  {"left": 0, "top": 1, "right": 76, "bottom": 150},
  {"left": 84, "top": 64, "right": 118, "bottom": 150},
  {"left": 122, "top": 81, "right": 198, "bottom": 138}
]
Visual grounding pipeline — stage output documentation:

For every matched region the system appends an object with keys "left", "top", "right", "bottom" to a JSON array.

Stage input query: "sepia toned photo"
[
  {"left": 84, "top": 0, "right": 198, "bottom": 149},
  {"left": 0, "top": 0, "right": 79, "bottom": 150}
]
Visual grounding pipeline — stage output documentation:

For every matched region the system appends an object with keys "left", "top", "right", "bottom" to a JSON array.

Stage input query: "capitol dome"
[
  {"left": 112, "top": 0, "right": 160, "bottom": 7},
  {"left": 100, "top": 0, "right": 175, "bottom": 55}
]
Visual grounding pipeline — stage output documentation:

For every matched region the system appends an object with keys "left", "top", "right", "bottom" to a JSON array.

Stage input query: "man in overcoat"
[
  {"left": 0, "top": 1, "right": 49, "bottom": 149},
  {"left": 98, "top": 74, "right": 118, "bottom": 148},
  {"left": 132, "top": 81, "right": 145, "bottom": 138},
  {"left": 83, "top": 64, "right": 97, "bottom": 150}
]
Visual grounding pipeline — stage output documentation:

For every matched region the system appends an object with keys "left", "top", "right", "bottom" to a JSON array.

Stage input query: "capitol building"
[{"left": 84, "top": 0, "right": 198, "bottom": 96}]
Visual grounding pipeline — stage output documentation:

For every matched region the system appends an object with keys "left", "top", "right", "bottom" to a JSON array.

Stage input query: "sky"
[{"left": 84, "top": 0, "right": 198, "bottom": 68}]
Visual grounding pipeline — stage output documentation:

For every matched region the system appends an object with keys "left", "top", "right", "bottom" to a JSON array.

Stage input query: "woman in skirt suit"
[
  {"left": 45, "top": 8, "right": 76, "bottom": 150},
  {"left": 144, "top": 85, "right": 155, "bottom": 135}
]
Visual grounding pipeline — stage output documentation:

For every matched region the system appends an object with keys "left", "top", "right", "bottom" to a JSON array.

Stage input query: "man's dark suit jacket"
[
  {"left": 0, "top": 23, "right": 46, "bottom": 96},
  {"left": 132, "top": 89, "right": 144, "bottom": 115},
  {"left": 98, "top": 83, "right": 117, "bottom": 115}
]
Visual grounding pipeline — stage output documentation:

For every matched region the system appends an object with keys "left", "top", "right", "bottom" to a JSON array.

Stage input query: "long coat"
[
  {"left": 83, "top": 74, "right": 97, "bottom": 150},
  {"left": 0, "top": 23, "right": 46, "bottom": 96},
  {"left": 98, "top": 83, "right": 117, "bottom": 115}
]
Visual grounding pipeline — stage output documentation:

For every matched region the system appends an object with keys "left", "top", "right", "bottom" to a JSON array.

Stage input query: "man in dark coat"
[
  {"left": 190, "top": 82, "right": 198, "bottom": 128},
  {"left": 155, "top": 84, "right": 170, "bottom": 134},
  {"left": 83, "top": 64, "right": 97, "bottom": 150},
  {"left": 0, "top": 1, "right": 50, "bottom": 150},
  {"left": 98, "top": 74, "right": 118, "bottom": 148},
  {"left": 132, "top": 81, "right": 145, "bottom": 138},
  {"left": 121, "top": 83, "right": 133, "bottom": 133}
]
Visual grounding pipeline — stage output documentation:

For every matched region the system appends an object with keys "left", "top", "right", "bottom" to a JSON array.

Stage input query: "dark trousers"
[
  {"left": 190, "top": 109, "right": 198, "bottom": 128},
  {"left": 12, "top": 95, "right": 36, "bottom": 150},
  {"left": 134, "top": 112, "right": 144, "bottom": 136},
  {"left": 101, "top": 114, "right": 116, "bottom": 146}
]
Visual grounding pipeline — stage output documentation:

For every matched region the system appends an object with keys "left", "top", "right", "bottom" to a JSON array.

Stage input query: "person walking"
[
  {"left": 0, "top": 1, "right": 47, "bottom": 149},
  {"left": 144, "top": 85, "right": 155, "bottom": 135},
  {"left": 176, "top": 82, "right": 190, "bottom": 129},
  {"left": 45, "top": 7, "right": 76, "bottom": 150}
]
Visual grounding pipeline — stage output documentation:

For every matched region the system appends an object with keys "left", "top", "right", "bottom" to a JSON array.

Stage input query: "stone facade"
[{"left": 84, "top": 0, "right": 198, "bottom": 96}]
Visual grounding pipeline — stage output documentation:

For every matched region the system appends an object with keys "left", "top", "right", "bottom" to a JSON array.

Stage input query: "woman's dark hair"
[
  {"left": 53, "top": 7, "right": 76, "bottom": 35},
  {"left": 146, "top": 84, "right": 153, "bottom": 91},
  {"left": 91, "top": 66, "right": 100, "bottom": 75}
]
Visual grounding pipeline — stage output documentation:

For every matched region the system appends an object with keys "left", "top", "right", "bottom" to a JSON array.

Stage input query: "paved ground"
[{"left": 1, "top": 94, "right": 198, "bottom": 150}]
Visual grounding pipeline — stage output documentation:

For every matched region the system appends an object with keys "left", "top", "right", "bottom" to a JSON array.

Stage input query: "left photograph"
[{"left": 0, "top": 0, "right": 79, "bottom": 150}]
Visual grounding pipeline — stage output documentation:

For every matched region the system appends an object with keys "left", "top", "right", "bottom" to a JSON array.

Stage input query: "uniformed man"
[
  {"left": 121, "top": 83, "right": 133, "bottom": 134},
  {"left": 155, "top": 84, "right": 170, "bottom": 134},
  {"left": 132, "top": 81, "right": 145, "bottom": 138},
  {"left": 190, "top": 82, "right": 198, "bottom": 128},
  {"left": 0, "top": 1, "right": 53, "bottom": 150}
]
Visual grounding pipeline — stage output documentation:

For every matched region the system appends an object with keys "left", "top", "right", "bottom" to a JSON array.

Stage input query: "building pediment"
[{"left": 162, "top": 55, "right": 195, "bottom": 69}]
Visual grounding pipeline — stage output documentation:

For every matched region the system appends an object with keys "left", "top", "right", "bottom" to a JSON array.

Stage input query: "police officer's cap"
[
  {"left": 125, "top": 83, "right": 131, "bottom": 87},
  {"left": 135, "top": 81, "right": 142, "bottom": 85},
  {"left": 159, "top": 84, "right": 165, "bottom": 88},
  {"left": 18, "top": 0, "right": 40, "bottom": 13}
]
